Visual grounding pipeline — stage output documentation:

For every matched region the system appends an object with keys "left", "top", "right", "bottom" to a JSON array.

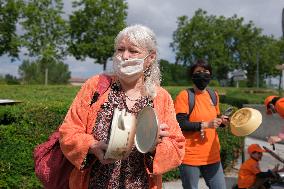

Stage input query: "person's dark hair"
[{"left": 189, "top": 59, "right": 212, "bottom": 77}]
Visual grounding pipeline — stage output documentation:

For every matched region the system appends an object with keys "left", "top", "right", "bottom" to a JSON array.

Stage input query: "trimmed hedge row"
[
  {"left": 0, "top": 85, "right": 243, "bottom": 187},
  {"left": 0, "top": 85, "right": 78, "bottom": 188}
]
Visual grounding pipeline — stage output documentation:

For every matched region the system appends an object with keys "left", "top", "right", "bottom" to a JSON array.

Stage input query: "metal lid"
[{"left": 135, "top": 106, "right": 159, "bottom": 153}]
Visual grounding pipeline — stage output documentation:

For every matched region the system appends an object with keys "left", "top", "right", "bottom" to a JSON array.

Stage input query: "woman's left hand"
[
  {"left": 157, "top": 123, "right": 170, "bottom": 143},
  {"left": 220, "top": 115, "right": 230, "bottom": 126}
]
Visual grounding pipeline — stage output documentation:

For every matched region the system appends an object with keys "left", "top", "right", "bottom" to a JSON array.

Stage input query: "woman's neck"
[
  {"left": 119, "top": 77, "right": 143, "bottom": 96},
  {"left": 193, "top": 86, "right": 206, "bottom": 93}
]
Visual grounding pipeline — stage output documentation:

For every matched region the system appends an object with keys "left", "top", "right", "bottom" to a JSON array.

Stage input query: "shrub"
[
  {"left": 0, "top": 85, "right": 78, "bottom": 188},
  {"left": 0, "top": 85, "right": 245, "bottom": 186}
]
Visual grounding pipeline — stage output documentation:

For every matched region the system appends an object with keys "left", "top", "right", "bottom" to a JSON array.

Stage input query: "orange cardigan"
[{"left": 59, "top": 75, "right": 185, "bottom": 189}]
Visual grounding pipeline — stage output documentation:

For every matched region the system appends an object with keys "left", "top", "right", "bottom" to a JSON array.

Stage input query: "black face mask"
[{"left": 192, "top": 72, "right": 211, "bottom": 90}]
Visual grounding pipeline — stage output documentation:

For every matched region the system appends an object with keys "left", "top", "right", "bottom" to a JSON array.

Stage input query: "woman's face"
[
  {"left": 115, "top": 38, "right": 156, "bottom": 68},
  {"left": 191, "top": 66, "right": 211, "bottom": 91}
]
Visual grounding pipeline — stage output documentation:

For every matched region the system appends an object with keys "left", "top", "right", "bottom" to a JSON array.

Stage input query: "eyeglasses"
[{"left": 193, "top": 70, "right": 210, "bottom": 74}]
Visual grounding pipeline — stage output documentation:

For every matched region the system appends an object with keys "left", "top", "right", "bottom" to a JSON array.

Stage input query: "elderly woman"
[{"left": 59, "top": 24, "right": 185, "bottom": 189}]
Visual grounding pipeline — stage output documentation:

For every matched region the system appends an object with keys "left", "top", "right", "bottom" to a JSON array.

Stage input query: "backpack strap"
[
  {"left": 89, "top": 74, "right": 112, "bottom": 106},
  {"left": 186, "top": 88, "right": 217, "bottom": 116},
  {"left": 186, "top": 88, "right": 195, "bottom": 116},
  {"left": 206, "top": 88, "right": 217, "bottom": 106}
]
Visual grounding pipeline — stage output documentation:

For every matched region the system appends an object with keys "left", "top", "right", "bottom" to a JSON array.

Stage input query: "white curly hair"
[{"left": 111, "top": 24, "right": 161, "bottom": 98}]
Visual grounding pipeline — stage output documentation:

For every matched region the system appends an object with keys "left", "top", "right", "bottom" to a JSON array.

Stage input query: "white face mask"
[{"left": 113, "top": 54, "right": 149, "bottom": 82}]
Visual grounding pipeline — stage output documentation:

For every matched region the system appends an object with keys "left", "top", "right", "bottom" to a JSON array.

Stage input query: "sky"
[{"left": 1, "top": 0, "right": 284, "bottom": 79}]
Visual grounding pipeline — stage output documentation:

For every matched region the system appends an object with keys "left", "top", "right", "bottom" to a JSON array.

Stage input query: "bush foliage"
[{"left": 1, "top": 85, "right": 272, "bottom": 187}]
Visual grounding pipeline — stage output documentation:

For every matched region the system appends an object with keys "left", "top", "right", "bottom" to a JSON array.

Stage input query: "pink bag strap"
[
  {"left": 89, "top": 74, "right": 112, "bottom": 106},
  {"left": 97, "top": 74, "right": 112, "bottom": 95}
]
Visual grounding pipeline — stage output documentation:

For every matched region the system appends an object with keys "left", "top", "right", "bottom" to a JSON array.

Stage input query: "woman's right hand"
[
  {"left": 272, "top": 164, "right": 280, "bottom": 172},
  {"left": 204, "top": 118, "right": 222, "bottom": 129},
  {"left": 267, "top": 135, "right": 282, "bottom": 144},
  {"left": 89, "top": 141, "right": 116, "bottom": 164}
]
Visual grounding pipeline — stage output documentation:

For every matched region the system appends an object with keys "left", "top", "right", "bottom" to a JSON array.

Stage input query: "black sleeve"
[
  {"left": 256, "top": 170, "right": 275, "bottom": 178},
  {"left": 271, "top": 97, "right": 281, "bottom": 105},
  {"left": 176, "top": 113, "right": 201, "bottom": 131}
]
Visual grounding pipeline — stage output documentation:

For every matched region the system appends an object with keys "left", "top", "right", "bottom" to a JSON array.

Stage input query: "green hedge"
[
  {"left": 219, "top": 87, "right": 280, "bottom": 108},
  {"left": 0, "top": 85, "right": 245, "bottom": 187},
  {"left": 0, "top": 85, "right": 78, "bottom": 188}
]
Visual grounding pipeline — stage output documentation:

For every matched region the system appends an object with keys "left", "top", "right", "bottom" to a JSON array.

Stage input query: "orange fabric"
[
  {"left": 275, "top": 97, "right": 284, "bottom": 118},
  {"left": 238, "top": 158, "right": 261, "bottom": 188},
  {"left": 59, "top": 74, "right": 185, "bottom": 189},
  {"left": 174, "top": 89, "right": 220, "bottom": 166},
  {"left": 247, "top": 144, "right": 266, "bottom": 154},
  {"left": 264, "top": 96, "right": 277, "bottom": 107},
  {"left": 276, "top": 98, "right": 284, "bottom": 139},
  {"left": 264, "top": 96, "right": 284, "bottom": 118}
]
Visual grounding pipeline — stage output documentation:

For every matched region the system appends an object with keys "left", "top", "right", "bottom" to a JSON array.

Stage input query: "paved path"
[{"left": 163, "top": 136, "right": 284, "bottom": 189}]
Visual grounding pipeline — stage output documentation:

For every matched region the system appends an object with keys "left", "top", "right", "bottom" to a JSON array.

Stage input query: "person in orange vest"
[
  {"left": 237, "top": 144, "right": 279, "bottom": 189},
  {"left": 174, "top": 59, "right": 229, "bottom": 189},
  {"left": 264, "top": 96, "right": 284, "bottom": 144}
]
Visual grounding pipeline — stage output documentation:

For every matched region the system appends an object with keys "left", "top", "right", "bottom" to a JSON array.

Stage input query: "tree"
[
  {"left": 20, "top": 0, "right": 69, "bottom": 84},
  {"left": 21, "top": 0, "right": 67, "bottom": 60},
  {"left": 19, "top": 60, "right": 39, "bottom": 84},
  {"left": 160, "top": 59, "right": 189, "bottom": 86},
  {"left": 0, "top": 0, "right": 22, "bottom": 57},
  {"left": 4, "top": 74, "right": 20, "bottom": 84},
  {"left": 171, "top": 9, "right": 281, "bottom": 87},
  {"left": 68, "top": 0, "right": 127, "bottom": 70},
  {"left": 171, "top": 10, "right": 236, "bottom": 81},
  {"left": 19, "top": 59, "right": 70, "bottom": 84},
  {"left": 232, "top": 25, "right": 279, "bottom": 87}
]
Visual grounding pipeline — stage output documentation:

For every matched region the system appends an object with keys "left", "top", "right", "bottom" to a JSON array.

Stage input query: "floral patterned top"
[{"left": 88, "top": 81, "right": 153, "bottom": 189}]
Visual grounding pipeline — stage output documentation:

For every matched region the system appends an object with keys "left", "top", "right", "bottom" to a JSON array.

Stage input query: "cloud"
[
  {"left": 126, "top": 0, "right": 284, "bottom": 63},
  {"left": 65, "top": 56, "right": 105, "bottom": 79},
  {"left": 1, "top": 0, "right": 284, "bottom": 78},
  {"left": 0, "top": 56, "right": 21, "bottom": 76}
]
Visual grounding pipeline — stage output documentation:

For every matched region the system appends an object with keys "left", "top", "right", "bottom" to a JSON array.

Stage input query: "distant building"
[
  {"left": 265, "top": 76, "right": 281, "bottom": 89},
  {"left": 69, "top": 77, "right": 87, "bottom": 86},
  {"left": 228, "top": 69, "right": 247, "bottom": 88}
]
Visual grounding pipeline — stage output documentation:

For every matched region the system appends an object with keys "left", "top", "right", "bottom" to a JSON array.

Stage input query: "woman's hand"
[
  {"left": 89, "top": 141, "right": 116, "bottom": 164},
  {"left": 267, "top": 135, "right": 282, "bottom": 144},
  {"left": 277, "top": 166, "right": 284, "bottom": 172},
  {"left": 157, "top": 123, "right": 170, "bottom": 143},
  {"left": 272, "top": 164, "right": 280, "bottom": 172},
  {"left": 204, "top": 118, "right": 222, "bottom": 129},
  {"left": 220, "top": 115, "right": 230, "bottom": 126}
]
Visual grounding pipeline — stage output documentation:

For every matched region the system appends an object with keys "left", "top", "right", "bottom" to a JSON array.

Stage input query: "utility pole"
[
  {"left": 276, "top": 64, "right": 284, "bottom": 92},
  {"left": 256, "top": 52, "right": 259, "bottom": 88},
  {"left": 282, "top": 8, "right": 284, "bottom": 37},
  {"left": 279, "top": 8, "right": 284, "bottom": 94},
  {"left": 45, "top": 68, "right": 48, "bottom": 86}
]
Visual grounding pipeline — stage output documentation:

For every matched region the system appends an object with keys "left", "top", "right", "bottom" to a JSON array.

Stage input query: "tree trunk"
[
  {"left": 246, "top": 62, "right": 256, "bottom": 87},
  {"left": 103, "top": 61, "right": 107, "bottom": 71}
]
